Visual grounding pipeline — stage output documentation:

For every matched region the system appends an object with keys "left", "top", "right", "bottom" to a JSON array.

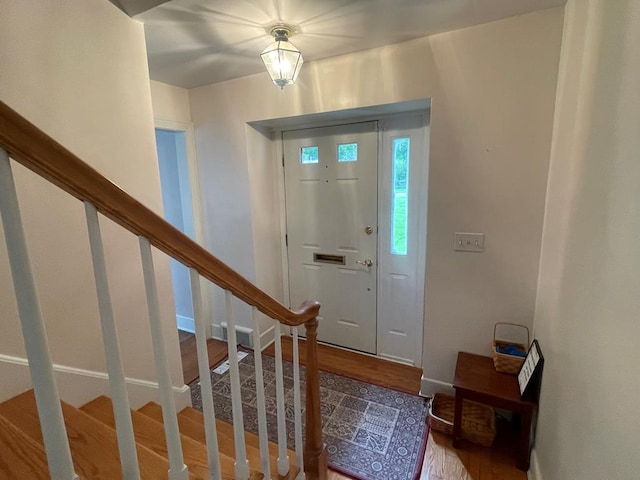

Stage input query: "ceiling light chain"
[{"left": 260, "top": 24, "right": 304, "bottom": 89}]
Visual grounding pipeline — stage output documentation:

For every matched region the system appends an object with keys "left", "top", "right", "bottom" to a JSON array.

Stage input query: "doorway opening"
[
  {"left": 279, "top": 110, "right": 430, "bottom": 365},
  {"left": 155, "top": 127, "right": 197, "bottom": 333}
]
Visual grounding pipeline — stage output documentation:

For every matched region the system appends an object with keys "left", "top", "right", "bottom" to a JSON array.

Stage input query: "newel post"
[{"left": 303, "top": 317, "right": 328, "bottom": 480}]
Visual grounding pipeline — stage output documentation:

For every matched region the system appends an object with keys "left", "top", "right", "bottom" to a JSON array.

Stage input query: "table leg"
[
  {"left": 516, "top": 407, "right": 533, "bottom": 471},
  {"left": 452, "top": 392, "right": 464, "bottom": 448}
]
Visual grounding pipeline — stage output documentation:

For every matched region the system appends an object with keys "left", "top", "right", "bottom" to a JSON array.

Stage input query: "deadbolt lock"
[{"left": 364, "top": 225, "right": 373, "bottom": 235}]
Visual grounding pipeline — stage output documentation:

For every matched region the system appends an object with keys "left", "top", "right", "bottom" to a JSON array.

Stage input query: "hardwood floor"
[
  {"left": 180, "top": 332, "right": 527, "bottom": 480},
  {"left": 178, "top": 330, "right": 228, "bottom": 384},
  {"left": 264, "top": 336, "right": 423, "bottom": 394}
]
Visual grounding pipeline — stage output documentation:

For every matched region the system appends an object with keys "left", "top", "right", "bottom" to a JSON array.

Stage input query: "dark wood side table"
[{"left": 452, "top": 352, "right": 538, "bottom": 471}]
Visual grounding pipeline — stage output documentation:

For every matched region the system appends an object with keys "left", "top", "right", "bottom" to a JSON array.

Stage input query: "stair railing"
[{"left": 0, "top": 100, "right": 327, "bottom": 480}]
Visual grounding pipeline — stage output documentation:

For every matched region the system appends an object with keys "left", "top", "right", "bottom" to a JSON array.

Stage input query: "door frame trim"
[
  {"left": 155, "top": 119, "right": 206, "bottom": 246},
  {"left": 274, "top": 111, "right": 429, "bottom": 366},
  {"left": 154, "top": 118, "right": 212, "bottom": 338}
]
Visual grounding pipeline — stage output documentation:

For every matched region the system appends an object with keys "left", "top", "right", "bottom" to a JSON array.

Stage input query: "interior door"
[{"left": 283, "top": 122, "right": 378, "bottom": 353}]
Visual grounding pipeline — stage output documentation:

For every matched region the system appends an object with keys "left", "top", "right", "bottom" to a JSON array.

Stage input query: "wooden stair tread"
[
  {"left": 175, "top": 404, "right": 299, "bottom": 480},
  {"left": 0, "top": 413, "right": 50, "bottom": 479},
  {"left": 82, "top": 396, "right": 249, "bottom": 480},
  {"left": 138, "top": 402, "right": 223, "bottom": 452},
  {"left": 0, "top": 390, "right": 171, "bottom": 479}
]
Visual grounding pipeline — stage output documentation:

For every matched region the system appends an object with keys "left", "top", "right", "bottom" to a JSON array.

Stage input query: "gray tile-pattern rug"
[{"left": 189, "top": 350, "right": 429, "bottom": 480}]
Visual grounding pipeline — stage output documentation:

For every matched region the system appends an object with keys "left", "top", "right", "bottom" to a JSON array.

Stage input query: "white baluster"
[
  {"left": 273, "top": 322, "right": 290, "bottom": 476},
  {"left": 292, "top": 327, "right": 304, "bottom": 480},
  {"left": 139, "top": 237, "right": 189, "bottom": 480},
  {"left": 251, "top": 308, "right": 271, "bottom": 479},
  {"left": 189, "top": 268, "right": 222, "bottom": 480},
  {"left": 0, "top": 149, "right": 79, "bottom": 480},
  {"left": 85, "top": 202, "right": 140, "bottom": 480},
  {"left": 224, "top": 290, "right": 251, "bottom": 479}
]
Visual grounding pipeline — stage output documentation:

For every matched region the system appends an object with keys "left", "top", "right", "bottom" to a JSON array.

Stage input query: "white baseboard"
[
  {"left": 419, "top": 375, "right": 454, "bottom": 397},
  {"left": 176, "top": 314, "right": 195, "bottom": 333},
  {"left": 211, "top": 323, "right": 223, "bottom": 340},
  {"left": 528, "top": 449, "right": 543, "bottom": 480},
  {"left": 219, "top": 322, "right": 253, "bottom": 347},
  {"left": 211, "top": 323, "right": 276, "bottom": 352},
  {"left": 260, "top": 325, "right": 275, "bottom": 350},
  {"left": 0, "top": 354, "right": 191, "bottom": 410}
]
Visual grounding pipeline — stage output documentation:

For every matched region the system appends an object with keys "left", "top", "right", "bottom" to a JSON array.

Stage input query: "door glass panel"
[
  {"left": 300, "top": 145, "right": 319, "bottom": 164},
  {"left": 337, "top": 142, "right": 358, "bottom": 162},
  {"left": 391, "top": 137, "right": 410, "bottom": 255}
]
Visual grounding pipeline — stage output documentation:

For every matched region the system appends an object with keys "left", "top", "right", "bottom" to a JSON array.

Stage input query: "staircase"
[
  {"left": 0, "top": 101, "right": 327, "bottom": 479},
  {"left": 0, "top": 390, "right": 299, "bottom": 479}
]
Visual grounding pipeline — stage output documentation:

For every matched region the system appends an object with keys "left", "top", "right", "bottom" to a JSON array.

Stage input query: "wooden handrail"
[
  {"left": 0, "top": 100, "right": 327, "bottom": 479},
  {"left": 0, "top": 101, "right": 319, "bottom": 326}
]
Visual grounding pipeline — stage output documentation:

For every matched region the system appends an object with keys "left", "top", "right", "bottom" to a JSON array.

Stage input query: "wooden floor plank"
[
  {"left": 264, "top": 336, "right": 423, "bottom": 394},
  {"left": 0, "top": 390, "right": 173, "bottom": 480},
  {"left": 81, "top": 395, "right": 242, "bottom": 480},
  {"left": 0, "top": 414, "right": 50, "bottom": 479},
  {"left": 179, "top": 330, "right": 229, "bottom": 385},
  {"left": 174, "top": 404, "right": 299, "bottom": 480},
  {"left": 180, "top": 333, "right": 528, "bottom": 480}
]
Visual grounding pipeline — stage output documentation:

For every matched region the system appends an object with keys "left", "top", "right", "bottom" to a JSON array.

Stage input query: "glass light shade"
[{"left": 260, "top": 39, "right": 304, "bottom": 88}]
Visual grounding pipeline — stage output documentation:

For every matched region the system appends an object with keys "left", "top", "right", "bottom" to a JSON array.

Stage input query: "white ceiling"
[{"left": 133, "top": 0, "right": 566, "bottom": 89}]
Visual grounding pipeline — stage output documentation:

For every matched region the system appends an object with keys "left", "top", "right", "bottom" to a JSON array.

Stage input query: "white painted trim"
[
  {"left": 220, "top": 323, "right": 253, "bottom": 335},
  {"left": 0, "top": 353, "right": 191, "bottom": 410},
  {"left": 251, "top": 100, "right": 430, "bottom": 131},
  {"left": 211, "top": 322, "right": 275, "bottom": 352},
  {"left": 274, "top": 107, "right": 430, "bottom": 366},
  {"left": 275, "top": 132, "right": 291, "bottom": 308},
  {"left": 528, "top": 450, "right": 543, "bottom": 480},
  {"left": 176, "top": 314, "right": 195, "bottom": 333},
  {"left": 419, "top": 375, "right": 454, "bottom": 397},
  {"left": 155, "top": 118, "right": 213, "bottom": 339},
  {"left": 154, "top": 119, "right": 205, "bottom": 247},
  {"left": 211, "top": 322, "right": 223, "bottom": 340},
  {"left": 416, "top": 117, "right": 430, "bottom": 368},
  {"left": 259, "top": 325, "right": 276, "bottom": 351},
  {"left": 155, "top": 118, "right": 193, "bottom": 132},
  {"left": 375, "top": 120, "right": 384, "bottom": 359}
]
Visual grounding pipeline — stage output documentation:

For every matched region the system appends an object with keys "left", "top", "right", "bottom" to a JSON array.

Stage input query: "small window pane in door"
[
  {"left": 391, "top": 137, "right": 410, "bottom": 255},
  {"left": 300, "top": 146, "right": 319, "bottom": 164},
  {"left": 337, "top": 142, "right": 358, "bottom": 162}
]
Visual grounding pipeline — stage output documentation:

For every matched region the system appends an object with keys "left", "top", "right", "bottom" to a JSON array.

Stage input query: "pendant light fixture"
[{"left": 260, "top": 25, "right": 303, "bottom": 89}]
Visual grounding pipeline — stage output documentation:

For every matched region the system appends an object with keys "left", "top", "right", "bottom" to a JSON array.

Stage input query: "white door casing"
[
  {"left": 154, "top": 119, "right": 211, "bottom": 337},
  {"left": 283, "top": 122, "right": 378, "bottom": 354}
]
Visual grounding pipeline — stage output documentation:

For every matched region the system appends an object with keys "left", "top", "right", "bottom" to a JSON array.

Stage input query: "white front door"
[{"left": 283, "top": 122, "right": 378, "bottom": 353}]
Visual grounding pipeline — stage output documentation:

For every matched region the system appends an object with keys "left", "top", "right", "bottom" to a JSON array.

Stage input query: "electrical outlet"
[{"left": 454, "top": 233, "right": 485, "bottom": 252}]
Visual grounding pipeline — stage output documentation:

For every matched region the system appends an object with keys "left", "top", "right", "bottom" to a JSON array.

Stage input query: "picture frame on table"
[{"left": 517, "top": 339, "right": 544, "bottom": 401}]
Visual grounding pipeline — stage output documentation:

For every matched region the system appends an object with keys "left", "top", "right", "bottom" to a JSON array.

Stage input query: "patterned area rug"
[{"left": 189, "top": 350, "right": 429, "bottom": 480}]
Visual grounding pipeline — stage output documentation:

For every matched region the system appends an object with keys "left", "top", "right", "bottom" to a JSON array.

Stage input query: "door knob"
[{"left": 356, "top": 258, "right": 373, "bottom": 267}]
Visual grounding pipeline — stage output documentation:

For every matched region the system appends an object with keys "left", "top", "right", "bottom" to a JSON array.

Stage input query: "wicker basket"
[
  {"left": 492, "top": 322, "right": 530, "bottom": 375},
  {"left": 427, "top": 393, "right": 496, "bottom": 447}
]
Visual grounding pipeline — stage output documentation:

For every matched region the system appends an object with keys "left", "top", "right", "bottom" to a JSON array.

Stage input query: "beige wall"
[
  {"left": 189, "top": 7, "right": 564, "bottom": 381},
  {"left": 532, "top": 1, "right": 640, "bottom": 478},
  {"left": 0, "top": 0, "right": 184, "bottom": 402},
  {"left": 150, "top": 80, "right": 192, "bottom": 124}
]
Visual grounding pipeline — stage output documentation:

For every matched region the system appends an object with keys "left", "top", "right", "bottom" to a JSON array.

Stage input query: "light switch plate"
[{"left": 454, "top": 232, "right": 485, "bottom": 252}]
